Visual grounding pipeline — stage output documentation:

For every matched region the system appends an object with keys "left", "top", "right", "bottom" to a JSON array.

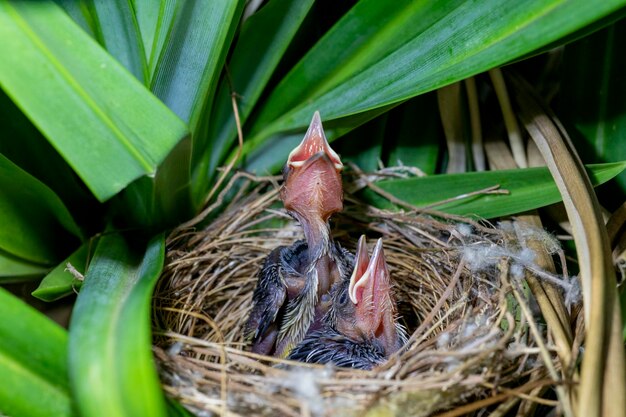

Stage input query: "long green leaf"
[
  {"left": 0, "top": 249, "right": 49, "bottom": 282},
  {"left": 0, "top": 89, "right": 100, "bottom": 225},
  {"left": 360, "top": 162, "right": 626, "bottom": 219},
  {"left": 250, "top": 0, "right": 454, "bottom": 133},
  {"left": 85, "top": 0, "right": 148, "bottom": 83},
  {"left": 245, "top": 0, "right": 626, "bottom": 165},
  {"left": 0, "top": 1, "right": 188, "bottom": 201},
  {"left": 0, "top": 154, "right": 82, "bottom": 265},
  {"left": 150, "top": 0, "right": 244, "bottom": 134},
  {"left": 560, "top": 20, "right": 626, "bottom": 202},
  {"left": 132, "top": 0, "right": 164, "bottom": 66},
  {"left": 0, "top": 288, "right": 71, "bottom": 417},
  {"left": 194, "top": 0, "right": 314, "bottom": 203},
  {"left": 69, "top": 232, "right": 167, "bottom": 417}
]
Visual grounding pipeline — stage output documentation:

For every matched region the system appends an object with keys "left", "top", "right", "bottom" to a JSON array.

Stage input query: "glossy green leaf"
[
  {"left": 140, "top": 1, "right": 182, "bottom": 80},
  {"left": 132, "top": 0, "right": 163, "bottom": 66},
  {"left": 360, "top": 162, "right": 626, "bottom": 219},
  {"left": 0, "top": 288, "right": 71, "bottom": 417},
  {"left": 54, "top": 0, "right": 95, "bottom": 37},
  {"left": 0, "top": 249, "right": 49, "bottom": 282},
  {"left": 69, "top": 232, "right": 167, "bottom": 417},
  {"left": 195, "top": 0, "right": 314, "bottom": 202},
  {"left": 559, "top": 20, "right": 626, "bottom": 204},
  {"left": 86, "top": 0, "right": 148, "bottom": 83},
  {"left": 250, "top": 0, "right": 451, "bottom": 134},
  {"left": 0, "top": 1, "right": 188, "bottom": 201},
  {"left": 32, "top": 243, "right": 90, "bottom": 302},
  {"left": 150, "top": 0, "right": 244, "bottom": 134},
  {"left": 0, "top": 153, "right": 82, "bottom": 265},
  {"left": 0, "top": 89, "right": 100, "bottom": 225},
  {"left": 246, "top": 0, "right": 626, "bottom": 162}
]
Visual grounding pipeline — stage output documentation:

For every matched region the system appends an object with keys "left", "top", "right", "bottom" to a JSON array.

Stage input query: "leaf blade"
[
  {"left": 150, "top": 0, "right": 244, "bottom": 133},
  {"left": 0, "top": 288, "right": 71, "bottom": 417},
  {"left": 0, "top": 153, "right": 82, "bottom": 265},
  {"left": 69, "top": 232, "right": 167, "bottom": 417},
  {"left": 359, "top": 162, "right": 626, "bottom": 219},
  {"left": 0, "top": 1, "right": 188, "bottom": 201},
  {"left": 194, "top": 0, "right": 314, "bottom": 203},
  {"left": 247, "top": 0, "right": 626, "bottom": 159}
]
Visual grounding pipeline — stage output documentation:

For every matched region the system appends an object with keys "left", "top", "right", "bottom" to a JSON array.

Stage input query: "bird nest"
[{"left": 153, "top": 171, "right": 581, "bottom": 417}]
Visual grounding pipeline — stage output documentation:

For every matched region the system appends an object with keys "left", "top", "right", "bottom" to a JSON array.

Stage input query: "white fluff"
[
  {"left": 456, "top": 223, "right": 474, "bottom": 237},
  {"left": 278, "top": 366, "right": 334, "bottom": 416}
]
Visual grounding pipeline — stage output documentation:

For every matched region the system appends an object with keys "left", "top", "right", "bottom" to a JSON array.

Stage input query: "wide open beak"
[
  {"left": 285, "top": 111, "right": 343, "bottom": 172},
  {"left": 348, "top": 238, "right": 400, "bottom": 354},
  {"left": 281, "top": 112, "right": 343, "bottom": 241}
]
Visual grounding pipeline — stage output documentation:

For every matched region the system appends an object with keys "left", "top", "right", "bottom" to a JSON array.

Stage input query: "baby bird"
[
  {"left": 288, "top": 236, "right": 408, "bottom": 370},
  {"left": 245, "top": 112, "right": 349, "bottom": 357}
]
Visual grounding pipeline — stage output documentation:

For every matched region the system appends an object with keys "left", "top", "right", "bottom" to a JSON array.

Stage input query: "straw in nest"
[{"left": 152, "top": 171, "right": 581, "bottom": 417}]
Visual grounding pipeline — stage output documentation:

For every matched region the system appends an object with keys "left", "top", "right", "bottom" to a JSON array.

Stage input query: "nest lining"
[{"left": 153, "top": 174, "right": 578, "bottom": 417}]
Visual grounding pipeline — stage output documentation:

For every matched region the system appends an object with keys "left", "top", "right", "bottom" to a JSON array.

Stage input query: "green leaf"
[
  {"left": 117, "top": 137, "right": 194, "bottom": 231},
  {"left": 132, "top": 0, "right": 162, "bottom": 65},
  {"left": 359, "top": 162, "right": 626, "bottom": 219},
  {"left": 0, "top": 1, "right": 188, "bottom": 201},
  {"left": 0, "top": 249, "right": 49, "bottom": 282},
  {"left": 54, "top": 0, "right": 95, "bottom": 37},
  {"left": 559, "top": 20, "right": 626, "bottom": 203},
  {"left": 0, "top": 288, "right": 71, "bottom": 417},
  {"left": 247, "top": 0, "right": 626, "bottom": 157},
  {"left": 86, "top": 0, "right": 148, "bottom": 83},
  {"left": 0, "top": 153, "right": 82, "bottom": 265},
  {"left": 150, "top": 1, "right": 244, "bottom": 134},
  {"left": 140, "top": 1, "right": 182, "bottom": 80},
  {"left": 69, "top": 232, "right": 167, "bottom": 417},
  {"left": 194, "top": 0, "right": 315, "bottom": 202},
  {"left": 336, "top": 114, "right": 388, "bottom": 172},
  {"left": 0, "top": 89, "right": 100, "bottom": 224},
  {"left": 385, "top": 93, "right": 441, "bottom": 174},
  {"left": 32, "top": 243, "right": 90, "bottom": 302}
]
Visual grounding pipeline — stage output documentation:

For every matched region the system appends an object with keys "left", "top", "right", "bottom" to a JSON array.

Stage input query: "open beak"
[
  {"left": 285, "top": 111, "right": 343, "bottom": 172},
  {"left": 348, "top": 238, "right": 400, "bottom": 354},
  {"left": 280, "top": 112, "right": 344, "bottom": 242}
]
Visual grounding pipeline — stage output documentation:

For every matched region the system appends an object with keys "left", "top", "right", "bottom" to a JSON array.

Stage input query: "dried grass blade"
[
  {"left": 437, "top": 82, "right": 466, "bottom": 173},
  {"left": 464, "top": 77, "right": 485, "bottom": 171},
  {"left": 484, "top": 137, "right": 518, "bottom": 171},
  {"left": 489, "top": 68, "right": 527, "bottom": 168},
  {"left": 606, "top": 203, "right": 626, "bottom": 246},
  {"left": 510, "top": 71, "right": 625, "bottom": 417}
]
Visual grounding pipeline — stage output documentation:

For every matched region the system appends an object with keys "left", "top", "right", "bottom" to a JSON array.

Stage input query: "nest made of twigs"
[{"left": 152, "top": 171, "right": 581, "bottom": 417}]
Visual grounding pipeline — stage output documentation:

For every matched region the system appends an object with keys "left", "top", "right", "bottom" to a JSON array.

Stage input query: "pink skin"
[
  {"left": 340, "top": 237, "right": 400, "bottom": 355},
  {"left": 280, "top": 111, "right": 343, "bottom": 295}
]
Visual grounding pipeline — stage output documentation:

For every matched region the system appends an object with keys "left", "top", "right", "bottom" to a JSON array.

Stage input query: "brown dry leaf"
[
  {"left": 510, "top": 71, "right": 626, "bottom": 417},
  {"left": 437, "top": 82, "right": 466, "bottom": 173}
]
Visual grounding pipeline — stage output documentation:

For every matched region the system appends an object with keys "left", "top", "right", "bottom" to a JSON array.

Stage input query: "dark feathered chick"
[
  {"left": 245, "top": 240, "right": 353, "bottom": 356},
  {"left": 245, "top": 112, "right": 348, "bottom": 357},
  {"left": 288, "top": 236, "right": 408, "bottom": 369}
]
